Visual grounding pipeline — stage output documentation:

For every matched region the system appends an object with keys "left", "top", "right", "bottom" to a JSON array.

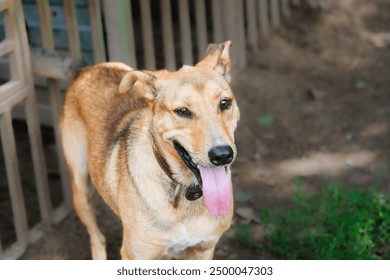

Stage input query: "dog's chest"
[{"left": 164, "top": 224, "right": 216, "bottom": 254}]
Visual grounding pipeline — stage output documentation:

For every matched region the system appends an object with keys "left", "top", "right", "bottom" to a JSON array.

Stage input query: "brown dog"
[{"left": 60, "top": 41, "right": 240, "bottom": 259}]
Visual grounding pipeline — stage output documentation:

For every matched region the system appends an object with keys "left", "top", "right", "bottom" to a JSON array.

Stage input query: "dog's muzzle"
[{"left": 173, "top": 141, "right": 203, "bottom": 201}]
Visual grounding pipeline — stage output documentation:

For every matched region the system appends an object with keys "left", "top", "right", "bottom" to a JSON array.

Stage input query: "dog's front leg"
[
  {"left": 185, "top": 240, "right": 219, "bottom": 260},
  {"left": 120, "top": 234, "right": 165, "bottom": 260}
]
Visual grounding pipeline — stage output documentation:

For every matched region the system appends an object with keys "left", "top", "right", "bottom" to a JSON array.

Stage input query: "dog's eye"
[
  {"left": 175, "top": 107, "right": 192, "bottom": 118},
  {"left": 220, "top": 99, "right": 232, "bottom": 111}
]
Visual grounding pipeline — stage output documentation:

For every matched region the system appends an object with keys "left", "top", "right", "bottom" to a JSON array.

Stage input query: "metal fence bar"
[
  {"left": 63, "top": 0, "right": 82, "bottom": 59},
  {"left": 160, "top": 0, "right": 176, "bottom": 70},
  {"left": 88, "top": 0, "right": 107, "bottom": 63},
  {"left": 36, "top": 0, "right": 73, "bottom": 210},
  {"left": 194, "top": 0, "right": 207, "bottom": 59},
  {"left": 178, "top": 0, "right": 193, "bottom": 65},
  {"left": 140, "top": 0, "right": 155, "bottom": 69}
]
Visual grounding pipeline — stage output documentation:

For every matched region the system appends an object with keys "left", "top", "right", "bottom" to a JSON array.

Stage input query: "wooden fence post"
[
  {"left": 36, "top": 0, "right": 73, "bottom": 210},
  {"left": 140, "top": 0, "right": 156, "bottom": 69},
  {"left": 102, "top": 0, "right": 137, "bottom": 67},
  {"left": 194, "top": 0, "right": 208, "bottom": 59},
  {"left": 160, "top": 0, "right": 176, "bottom": 70}
]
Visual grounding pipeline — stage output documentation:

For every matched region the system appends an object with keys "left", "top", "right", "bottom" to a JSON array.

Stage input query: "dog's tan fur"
[{"left": 60, "top": 41, "right": 239, "bottom": 260}]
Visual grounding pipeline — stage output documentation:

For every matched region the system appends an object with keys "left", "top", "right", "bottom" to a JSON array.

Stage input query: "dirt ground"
[{"left": 15, "top": 0, "right": 390, "bottom": 259}]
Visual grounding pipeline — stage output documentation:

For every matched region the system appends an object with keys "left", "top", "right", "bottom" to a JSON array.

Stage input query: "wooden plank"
[
  {"left": 48, "top": 79, "right": 73, "bottom": 210},
  {"left": 246, "top": 0, "right": 258, "bottom": 50},
  {"left": 194, "top": 0, "right": 208, "bottom": 59},
  {"left": 2, "top": 203, "right": 69, "bottom": 259},
  {"left": 140, "top": 0, "right": 156, "bottom": 69},
  {"left": 0, "top": 80, "right": 25, "bottom": 109},
  {"left": 102, "top": 0, "right": 136, "bottom": 67},
  {"left": 88, "top": 0, "right": 107, "bottom": 63},
  {"left": 0, "top": 111, "right": 29, "bottom": 250},
  {"left": 0, "top": 233, "right": 3, "bottom": 259},
  {"left": 178, "top": 0, "right": 193, "bottom": 65},
  {"left": 37, "top": 0, "right": 72, "bottom": 210},
  {"left": 15, "top": 0, "right": 53, "bottom": 224},
  {"left": 223, "top": 0, "right": 236, "bottom": 42},
  {"left": 258, "top": 0, "right": 270, "bottom": 36},
  {"left": 24, "top": 96, "right": 53, "bottom": 224},
  {"left": 270, "top": 0, "right": 281, "bottom": 28},
  {"left": 223, "top": 0, "right": 237, "bottom": 66},
  {"left": 63, "top": 0, "right": 82, "bottom": 59},
  {"left": 0, "top": 39, "right": 14, "bottom": 57},
  {"left": 36, "top": 0, "right": 55, "bottom": 51},
  {"left": 281, "top": 0, "right": 290, "bottom": 18},
  {"left": 3, "top": 225, "right": 42, "bottom": 260},
  {"left": 236, "top": 0, "right": 246, "bottom": 69},
  {"left": 53, "top": 203, "right": 71, "bottom": 224},
  {"left": 4, "top": 0, "right": 24, "bottom": 83},
  {"left": 3, "top": 242, "right": 25, "bottom": 260},
  {"left": 211, "top": 0, "right": 223, "bottom": 43},
  {"left": 160, "top": 0, "right": 176, "bottom": 70},
  {"left": 292, "top": 0, "right": 301, "bottom": 5}
]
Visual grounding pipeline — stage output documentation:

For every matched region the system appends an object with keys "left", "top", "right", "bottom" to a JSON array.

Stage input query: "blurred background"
[{"left": 0, "top": 0, "right": 389, "bottom": 259}]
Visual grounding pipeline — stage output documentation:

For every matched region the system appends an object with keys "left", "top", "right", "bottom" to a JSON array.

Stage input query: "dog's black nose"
[{"left": 208, "top": 145, "right": 234, "bottom": 166}]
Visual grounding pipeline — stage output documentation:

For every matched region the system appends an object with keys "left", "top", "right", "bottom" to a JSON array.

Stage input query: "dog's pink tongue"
[{"left": 199, "top": 166, "right": 232, "bottom": 217}]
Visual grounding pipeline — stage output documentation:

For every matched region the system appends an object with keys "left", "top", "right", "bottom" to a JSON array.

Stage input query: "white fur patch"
[
  {"left": 165, "top": 225, "right": 215, "bottom": 254},
  {"left": 105, "top": 144, "right": 120, "bottom": 193}
]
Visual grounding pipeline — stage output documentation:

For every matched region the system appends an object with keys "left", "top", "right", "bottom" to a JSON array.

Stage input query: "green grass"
[
  {"left": 234, "top": 181, "right": 390, "bottom": 259},
  {"left": 232, "top": 224, "right": 262, "bottom": 250}
]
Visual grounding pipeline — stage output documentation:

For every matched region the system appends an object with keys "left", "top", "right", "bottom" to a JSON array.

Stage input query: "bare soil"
[{"left": 7, "top": 0, "right": 390, "bottom": 259}]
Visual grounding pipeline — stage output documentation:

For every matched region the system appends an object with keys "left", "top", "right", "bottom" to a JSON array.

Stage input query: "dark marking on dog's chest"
[{"left": 106, "top": 113, "right": 143, "bottom": 151}]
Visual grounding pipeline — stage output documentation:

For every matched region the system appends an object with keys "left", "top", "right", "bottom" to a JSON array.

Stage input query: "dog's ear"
[
  {"left": 118, "top": 71, "right": 156, "bottom": 100},
  {"left": 196, "top": 40, "right": 232, "bottom": 82}
]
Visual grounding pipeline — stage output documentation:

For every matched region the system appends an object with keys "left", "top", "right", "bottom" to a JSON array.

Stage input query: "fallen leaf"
[
  {"left": 251, "top": 225, "right": 265, "bottom": 242},
  {"left": 236, "top": 207, "right": 260, "bottom": 224},
  {"left": 307, "top": 87, "right": 327, "bottom": 99}
]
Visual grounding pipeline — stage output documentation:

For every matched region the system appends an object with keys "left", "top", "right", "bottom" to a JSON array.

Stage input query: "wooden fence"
[
  {"left": 0, "top": 0, "right": 68, "bottom": 259},
  {"left": 0, "top": 0, "right": 302, "bottom": 259}
]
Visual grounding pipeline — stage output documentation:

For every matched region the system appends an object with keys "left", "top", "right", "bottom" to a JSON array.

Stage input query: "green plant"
[
  {"left": 233, "top": 223, "right": 262, "bottom": 250},
  {"left": 260, "top": 182, "right": 390, "bottom": 259}
]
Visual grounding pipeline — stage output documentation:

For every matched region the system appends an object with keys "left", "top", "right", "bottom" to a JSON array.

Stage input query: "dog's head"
[{"left": 119, "top": 41, "right": 239, "bottom": 216}]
